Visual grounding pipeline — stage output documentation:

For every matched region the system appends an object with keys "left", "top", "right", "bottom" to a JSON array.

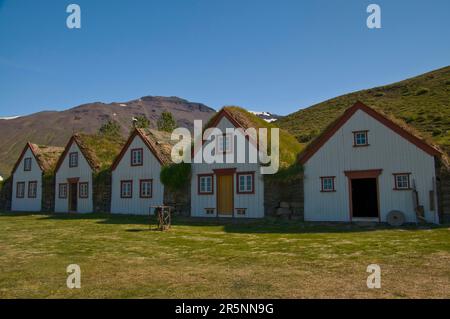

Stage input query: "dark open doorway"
[
  {"left": 69, "top": 183, "right": 78, "bottom": 212},
  {"left": 351, "top": 178, "right": 378, "bottom": 218}
]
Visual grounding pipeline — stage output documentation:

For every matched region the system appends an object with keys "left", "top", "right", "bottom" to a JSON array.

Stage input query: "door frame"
[
  {"left": 213, "top": 168, "right": 236, "bottom": 217},
  {"left": 344, "top": 169, "right": 382, "bottom": 222},
  {"left": 67, "top": 178, "right": 79, "bottom": 213}
]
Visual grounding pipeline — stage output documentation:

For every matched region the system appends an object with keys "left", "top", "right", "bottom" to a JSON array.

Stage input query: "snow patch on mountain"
[{"left": 249, "top": 111, "right": 282, "bottom": 123}]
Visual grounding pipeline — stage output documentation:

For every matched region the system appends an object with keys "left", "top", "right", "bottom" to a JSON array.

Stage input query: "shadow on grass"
[{"left": 1, "top": 211, "right": 447, "bottom": 234}]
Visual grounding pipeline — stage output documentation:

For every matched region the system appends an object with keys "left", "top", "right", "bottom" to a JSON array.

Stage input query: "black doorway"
[
  {"left": 351, "top": 178, "right": 378, "bottom": 218},
  {"left": 69, "top": 183, "right": 78, "bottom": 212}
]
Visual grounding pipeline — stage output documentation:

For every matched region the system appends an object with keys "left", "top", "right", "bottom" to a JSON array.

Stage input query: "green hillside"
[{"left": 277, "top": 66, "right": 450, "bottom": 156}]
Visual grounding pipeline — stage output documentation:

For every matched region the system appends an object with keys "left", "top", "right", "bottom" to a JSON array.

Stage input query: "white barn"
[
  {"left": 11, "top": 142, "right": 63, "bottom": 212},
  {"left": 299, "top": 102, "right": 442, "bottom": 224},
  {"left": 191, "top": 107, "right": 267, "bottom": 218},
  {"left": 110, "top": 128, "right": 173, "bottom": 215}
]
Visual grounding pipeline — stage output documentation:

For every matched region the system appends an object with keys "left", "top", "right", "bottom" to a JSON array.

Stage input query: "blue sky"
[{"left": 0, "top": 0, "right": 449, "bottom": 117}]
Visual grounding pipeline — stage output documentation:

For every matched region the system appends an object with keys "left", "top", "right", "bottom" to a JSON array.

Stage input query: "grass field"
[{"left": 0, "top": 212, "right": 449, "bottom": 299}]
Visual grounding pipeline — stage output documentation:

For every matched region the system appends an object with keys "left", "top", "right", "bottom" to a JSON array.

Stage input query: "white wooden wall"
[
  {"left": 111, "top": 136, "right": 164, "bottom": 215},
  {"left": 54, "top": 142, "right": 93, "bottom": 213},
  {"left": 304, "top": 109, "right": 438, "bottom": 223},
  {"left": 11, "top": 147, "right": 42, "bottom": 212},
  {"left": 191, "top": 117, "right": 264, "bottom": 218}
]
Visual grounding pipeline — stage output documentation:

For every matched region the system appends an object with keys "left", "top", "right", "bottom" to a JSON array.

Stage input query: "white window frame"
[
  {"left": 394, "top": 173, "right": 411, "bottom": 190},
  {"left": 131, "top": 149, "right": 143, "bottom": 166},
  {"left": 69, "top": 152, "right": 78, "bottom": 168},
  {"left": 217, "top": 133, "right": 233, "bottom": 154},
  {"left": 121, "top": 180, "right": 133, "bottom": 198},
  {"left": 199, "top": 175, "right": 213, "bottom": 194},
  {"left": 237, "top": 173, "right": 254, "bottom": 194},
  {"left": 140, "top": 180, "right": 153, "bottom": 198},
  {"left": 24, "top": 157, "right": 32, "bottom": 171}
]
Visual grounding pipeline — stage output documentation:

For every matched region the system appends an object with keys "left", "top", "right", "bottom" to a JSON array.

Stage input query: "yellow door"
[{"left": 217, "top": 175, "right": 233, "bottom": 215}]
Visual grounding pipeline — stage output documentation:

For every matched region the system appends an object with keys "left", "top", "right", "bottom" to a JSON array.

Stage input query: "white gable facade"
[
  {"left": 11, "top": 146, "right": 43, "bottom": 212},
  {"left": 111, "top": 134, "right": 165, "bottom": 215},
  {"left": 302, "top": 104, "right": 440, "bottom": 224},
  {"left": 191, "top": 113, "right": 265, "bottom": 218},
  {"left": 55, "top": 141, "right": 93, "bottom": 213}
]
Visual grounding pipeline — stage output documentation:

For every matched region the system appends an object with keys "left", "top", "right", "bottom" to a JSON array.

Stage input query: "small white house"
[
  {"left": 110, "top": 128, "right": 173, "bottom": 215},
  {"left": 11, "top": 142, "right": 63, "bottom": 212},
  {"left": 191, "top": 107, "right": 266, "bottom": 218},
  {"left": 299, "top": 102, "right": 442, "bottom": 224}
]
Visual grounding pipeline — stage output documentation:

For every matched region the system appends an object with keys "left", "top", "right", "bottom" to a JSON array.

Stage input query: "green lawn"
[{"left": 0, "top": 213, "right": 449, "bottom": 299}]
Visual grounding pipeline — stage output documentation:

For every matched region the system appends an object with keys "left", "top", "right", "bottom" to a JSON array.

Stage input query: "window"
[
  {"left": 131, "top": 148, "right": 143, "bottom": 166},
  {"left": 24, "top": 157, "right": 32, "bottom": 171},
  {"left": 79, "top": 182, "right": 88, "bottom": 198},
  {"left": 205, "top": 208, "right": 215, "bottom": 215},
  {"left": 28, "top": 181, "right": 37, "bottom": 198},
  {"left": 198, "top": 174, "right": 213, "bottom": 195},
  {"left": 69, "top": 152, "right": 78, "bottom": 168},
  {"left": 140, "top": 179, "right": 153, "bottom": 198},
  {"left": 394, "top": 173, "right": 411, "bottom": 190},
  {"left": 217, "top": 134, "right": 233, "bottom": 154},
  {"left": 16, "top": 182, "right": 25, "bottom": 198},
  {"left": 353, "top": 131, "right": 369, "bottom": 147},
  {"left": 236, "top": 208, "right": 247, "bottom": 216},
  {"left": 59, "top": 183, "right": 68, "bottom": 199},
  {"left": 237, "top": 172, "right": 254, "bottom": 194},
  {"left": 321, "top": 176, "right": 336, "bottom": 192},
  {"left": 121, "top": 180, "right": 133, "bottom": 198}
]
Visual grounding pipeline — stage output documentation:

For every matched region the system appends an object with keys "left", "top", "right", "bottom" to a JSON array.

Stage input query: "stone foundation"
[{"left": 264, "top": 175, "right": 304, "bottom": 219}]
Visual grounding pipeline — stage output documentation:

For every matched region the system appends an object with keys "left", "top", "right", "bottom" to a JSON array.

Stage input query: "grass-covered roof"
[
  {"left": 31, "top": 144, "right": 65, "bottom": 173},
  {"left": 206, "top": 106, "right": 302, "bottom": 168},
  {"left": 72, "top": 134, "right": 126, "bottom": 172}
]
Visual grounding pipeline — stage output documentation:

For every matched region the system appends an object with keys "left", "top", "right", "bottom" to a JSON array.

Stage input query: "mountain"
[
  {"left": 277, "top": 66, "right": 450, "bottom": 156},
  {"left": 0, "top": 96, "right": 216, "bottom": 177},
  {"left": 249, "top": 111, "right": 283, "bottom": 123}
]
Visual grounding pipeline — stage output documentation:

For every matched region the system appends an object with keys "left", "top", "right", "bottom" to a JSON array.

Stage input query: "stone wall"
[
  {"left": 0, "top": 177, "right": 12, "bottom": 211},
  {"left": 93, "top": 172, "right": 112, "bottom": 213},
  {"left": 264, "top": 175, "right": 304, "bottom": 219},
  {"left": 41, "top": 174, "right": 55, "bottom": 212},
  {"left": 438, "top": 166, "right": 450, "bottom": 224},
  {"left": 164, "top": 184, "right": 191, "bottom": 216}
]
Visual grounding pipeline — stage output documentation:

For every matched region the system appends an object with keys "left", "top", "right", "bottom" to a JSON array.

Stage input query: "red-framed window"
[
  {"left": 16, "top": 182, "right": 25, "bottom": 198},
  {"left": 69, "top": 152, "right": 78, "bottom": 168},
  {"left": 217, "top": 133, "right": 233, "bottom": 154},
  {"left": 59, "top": 183, "right": 68, "bottom": 199},
  {"left": 140, "top": 179, "right": 153, "bottom": 198},
  {"left": 393, "top": 173, "right": 411, "bottom": 190},
  {"left": 28, "top": 181, "right": 37, "bottom": 198},
  {"left": 130, "top": 148, "right": 143, "bottom": 166},
  {"left": 353, "top": 131, "right": 369, "bottom": 147},
  {"left": 236, "top": 172, "right": 255, "bottom": 194},
  {"left": 121, "top": 180, "right": 133, "bottom": 198},
  {"left": 198, "top": 174, "right": 214, "bottom": 195},
  {"left": 79, "top": 182, "right": 89, "bottom": 198},
  {"left": 24, "top": 157, "right": 32, "bottom": 171},
  {"left": 320, "top": 176, "right": 336, "bottom": 192}
]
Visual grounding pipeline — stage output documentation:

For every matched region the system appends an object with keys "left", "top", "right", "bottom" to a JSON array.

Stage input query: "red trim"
[
  {"left": 352, "top": 130, "right": 369, "bottom": 147},
  {"left": 298, "top": 102, "right": 441, "bottom": 164},
  {"left": 191, "top": 108, "right": 259, "bottom": 160},
  {"left": 213, "top": 168, "right": 237, "bottom": 175},
  {"left": 130, "top": 148, "right": 144, "bottom": 167},
  {"left": 68, "top": 152, "right": 78, "bottom": 168},
  {"left": 236, "top": 171, "right": 255, "bottom": 194},
  {"left": 11, "top": 142, "right": 45, "bottom": 175},
  {"left": 67, "top": 177, "right": 80, "bottom": 183},
  {"left": 198, "top": 174, "right": 214, "bottom": 195},
  {"left": 58, "top": 183, "right": 68, "bottom": 199},
  {"left": 216, "top": 133, "right": 234, "bottom": 154},
  {"left": 24, "top": 157, "right": 32, "bottom": 171},
  {"left": 139, "top": 179, "right": 153, "bottom": 198},
  {"left": 393, "top": 173, "right": 412, "bottom": 190},
  {"left": 27, "top": 181, "right": 37, "bottom": 198},
  {"left": 120, "top": 180, "right": 133, "bottom": 198},
  {"left": 111, "top": 129, "right": 167, "bottom": 171},
  {"left": 16, "top": 182, "right": 25, "bottom": 198},
  {"left": 55, "top": 135, "right": 96, "bottom": 173},
  {"left": 320, "top": 176, "right": 336, "bottom": 192},
  {"left": 344, "top": 169, "right": 383, "bottom": 179},
  {"left": 79, "top": 182, "right": 89, "bottom": 198}
]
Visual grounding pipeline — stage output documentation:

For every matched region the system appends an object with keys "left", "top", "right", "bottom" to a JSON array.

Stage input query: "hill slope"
[
  {"left": 277, "top": 66, "right": 450, "bottom": 156},
  {"left": 0, "top": 96, "right": 216, "bottom": 177}
]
